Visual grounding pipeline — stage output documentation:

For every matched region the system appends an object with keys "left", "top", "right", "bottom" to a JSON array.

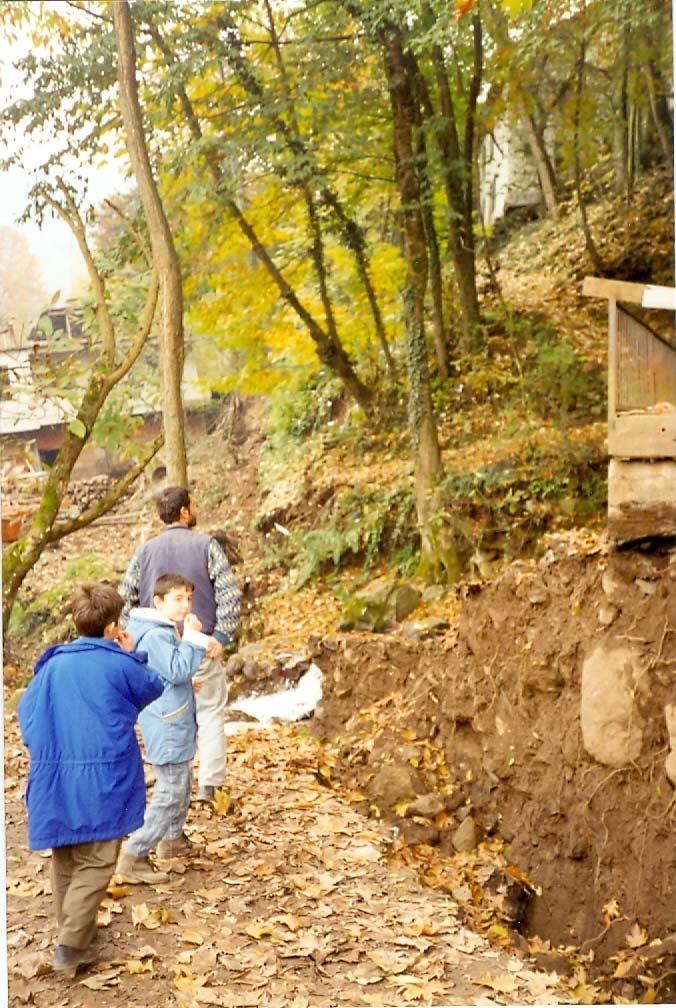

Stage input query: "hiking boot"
[
  {"left": 53, "top": 943, "right": 98, "bottom": 971},
  {"left": 115, "top": 853, "right": 170, "bottom": 884},
  {"left": 195, "top": 785, "right": 215, "bottom": 802},
  {"left": 156, "top": 833, "right": 199, "bottom": 858}
]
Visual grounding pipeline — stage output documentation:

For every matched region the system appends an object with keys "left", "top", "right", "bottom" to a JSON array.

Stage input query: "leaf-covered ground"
[{"left": 6, "top": 713, "right": 581, "bottom": 1007}]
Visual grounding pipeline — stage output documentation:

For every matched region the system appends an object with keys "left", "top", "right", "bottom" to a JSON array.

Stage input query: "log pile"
[{"left": 63, "top": 475, "right": 132, "bottom": 513}]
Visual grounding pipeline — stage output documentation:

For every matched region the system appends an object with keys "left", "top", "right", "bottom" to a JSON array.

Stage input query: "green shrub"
[{"left": 263, "top": 485, "right": 418, "bottom": 586}]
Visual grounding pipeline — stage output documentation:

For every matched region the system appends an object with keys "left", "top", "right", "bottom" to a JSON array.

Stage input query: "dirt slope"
[{"left": 311, "top": 530, "right": 676, "bottom": 993}]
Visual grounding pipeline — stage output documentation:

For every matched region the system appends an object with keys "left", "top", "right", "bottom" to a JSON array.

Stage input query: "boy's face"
[{"left": 154, "top": 586, "right": 194, "bottom": 624}]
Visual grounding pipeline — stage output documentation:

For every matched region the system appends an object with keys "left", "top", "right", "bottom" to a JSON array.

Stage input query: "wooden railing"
[{"left": 583, "top": 276, "right": 676, "bottom": 459}]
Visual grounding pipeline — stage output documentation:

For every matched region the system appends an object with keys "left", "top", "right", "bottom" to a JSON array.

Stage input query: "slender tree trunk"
[
  {"left": 411, "top": 75, "right": 449, "bottom": 376},
  {"left": 521, "top": 113, "right": 559, "bottom": 218},
  {"left": 424, "top": 13, "right": 482, "bottom": 349},
  {"left": 383, "top": 25, "right": 458, "bottom": 581},
  {"left": 644, "top": 60, "right": 673, "bottom": 163},
  {"left": 573, "top": 36, "right": 605, "bottom": 273},
  {"left": 113, "top": 1, "right": 187, "bottom": 485},
  {"left": 612, "top": 31, "right": 630, "bottom": 198}
]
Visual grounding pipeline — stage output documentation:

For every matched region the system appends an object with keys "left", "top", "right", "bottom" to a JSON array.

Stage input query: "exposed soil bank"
[{"left": 312, "top": 533, "right": 676, "bottom": 966}]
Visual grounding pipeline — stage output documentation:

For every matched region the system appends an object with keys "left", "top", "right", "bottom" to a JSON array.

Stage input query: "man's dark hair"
[
  {"left": 72, "top": 583, "right": 124, "bottom": 637},
  {"left": 153, "top": 573, "right": 195, "bottom": 599},
  {"left": 156, "top": 486, "right": 190, "bottom": 524}
]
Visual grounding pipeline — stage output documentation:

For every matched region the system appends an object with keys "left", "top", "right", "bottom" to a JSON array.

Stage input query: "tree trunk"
[
  {"left": 411, "top": 77, "right": 449, "bottom": 376},
  {"left": 113, "top": 1, "right": 188, "bottom": 486},
  {"left": 573, "top": 37, "right": 605, "bottom": 273},
  {"left": 424, "top": 13, "right": 482, "bottom": 349},
  {"left": 612, "top": 34, "right": 630, "bottom": 198},
  {"left": 521, "top": 113, "right": 559, "bottom": 218},
  {"left": 645, "top": 60, "right": 673, "bottom": 164},
  {"left": 383, "top": 25, "right": 458, "bottom": 580}
]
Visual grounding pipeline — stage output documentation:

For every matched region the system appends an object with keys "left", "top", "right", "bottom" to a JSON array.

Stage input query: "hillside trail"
[{"left": 5, "top": 399, "right": 579, "bottom": 1007}]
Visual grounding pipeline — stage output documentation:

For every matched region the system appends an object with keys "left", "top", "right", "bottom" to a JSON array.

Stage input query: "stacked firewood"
[{"left": 63, "top": 475, "right": 132, "bottom": 513}]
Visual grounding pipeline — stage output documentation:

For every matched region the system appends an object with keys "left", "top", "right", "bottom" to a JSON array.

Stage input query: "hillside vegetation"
[{"left": 253, "top": 172, "right": 672, "bottom": 624}]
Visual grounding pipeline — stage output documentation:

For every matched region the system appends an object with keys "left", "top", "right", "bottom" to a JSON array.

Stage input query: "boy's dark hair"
[
  {"left": 72, "top": 583, "right": 124, "bottom": 637},
  {"left": 156, "top": 486, "right": 190, "bottom": 524},
  {"left": 153, "top": 573, "right": 195, "bottom": 599}
]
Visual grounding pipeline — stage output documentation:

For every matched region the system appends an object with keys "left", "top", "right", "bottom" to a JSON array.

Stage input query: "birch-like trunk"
[{"left": 113, "top": 1, "right": 188, "bottom": 485}]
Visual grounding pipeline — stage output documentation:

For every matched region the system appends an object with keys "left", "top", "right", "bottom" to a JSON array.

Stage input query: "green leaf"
[
  {"left": 68, "top": 418, "right": 87, "bottom": 439},
  {"left": 502, "top": 0, "right": 532, "bottom": 13}
]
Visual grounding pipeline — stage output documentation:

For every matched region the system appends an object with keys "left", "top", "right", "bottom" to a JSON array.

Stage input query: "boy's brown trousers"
[{"left": 51, "top": 838, "right": 121, "bottom": 948}]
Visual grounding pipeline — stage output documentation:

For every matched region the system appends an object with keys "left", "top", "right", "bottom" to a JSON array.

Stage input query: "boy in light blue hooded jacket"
[{"left": 116, "top": 572, "right": 209, "bottom": 883}]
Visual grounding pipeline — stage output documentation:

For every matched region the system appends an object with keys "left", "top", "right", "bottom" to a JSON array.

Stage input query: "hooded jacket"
[
  {"left": 18, "top": 638, "right": 163, "bottom": 851},
  {"left": 126, "top": 608, "right": 208, "bottom": 765}
]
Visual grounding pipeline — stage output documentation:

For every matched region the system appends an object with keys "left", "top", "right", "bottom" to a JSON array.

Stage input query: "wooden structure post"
[{"left": 583, "top": 276, "right": 676, "bottom": 542}]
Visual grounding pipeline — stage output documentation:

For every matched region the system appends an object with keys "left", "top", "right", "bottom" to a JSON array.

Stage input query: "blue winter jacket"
[
  {"left": 126, "top": 609, "right": 207, "bottom": 766},
  {"left": 18, "top": 638, "right": 163, "bottom": 851}
]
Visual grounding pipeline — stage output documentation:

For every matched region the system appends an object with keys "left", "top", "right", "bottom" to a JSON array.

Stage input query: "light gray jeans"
[
  {"left": 194, "top": 655, "right": 227, "bottom": 788},
  {"left": 124, "top": 760, "right": 192, "bottom": 857}
]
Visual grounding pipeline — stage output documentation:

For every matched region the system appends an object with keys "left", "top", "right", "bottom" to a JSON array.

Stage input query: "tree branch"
[
  {"left": 39, "top": 181, "right": 116, "bottom": 364},
  {"left": 102, "top": 197, "right": 152, "bottom": 267},
  {"left": 49, "top": 434, "right": 164, "bottom": 540},
  {"left": 105, "top": 268, "right": 159, "bottom": 390}
]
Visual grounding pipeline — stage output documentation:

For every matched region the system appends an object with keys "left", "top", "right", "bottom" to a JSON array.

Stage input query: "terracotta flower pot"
[{"left": 1, "top": 507, "right": 27, "bottom": 544}]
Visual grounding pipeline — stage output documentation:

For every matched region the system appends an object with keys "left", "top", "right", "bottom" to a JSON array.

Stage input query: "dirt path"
[
  {"left": 4, "top": 397, "right": 591, "bottom": 1006},
  {"left": 6, "top": 713, "right": 577, "bottom": 1007}
]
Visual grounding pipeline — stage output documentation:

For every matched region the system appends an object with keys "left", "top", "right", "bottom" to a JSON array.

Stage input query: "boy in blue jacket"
[
  {"left": 116, "top": 572, "right": 208, "bottom": 883},
  {"left": 18, "top": 582, "right": 164, "bottom": 972}
]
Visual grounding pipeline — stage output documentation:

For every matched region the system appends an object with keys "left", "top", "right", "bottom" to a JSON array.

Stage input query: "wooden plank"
[
  {"left": 583, "top": 275, "right": 676, "bottom": 308},
  {"left": 615, "top": 308, "right": 676, "bottom": 410},
  {"left": 583, "top": 276, "right": 646, "bottom": 304},
  {"left": 609, "top": 412, "right": 676, "bottom": 458},
  {"left": 608, "top": 298, "right": 617, "bottom": 427}
]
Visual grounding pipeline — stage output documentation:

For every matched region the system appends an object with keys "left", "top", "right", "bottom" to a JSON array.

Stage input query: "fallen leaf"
[
  {"left": 473, "top": 972, "right": 518, "bottom": 994},
  {"left": 172, "top": 966, "right": 210, "bottom": 995},
  {"left": 613, "top": 959, "right": 633, "bottom": 979},
  {"left": 403, "top": 918, "right": 438, "bottom": 937},
  {"left": 131, "top": 902, "right": 172, "bottom": 929},
  {"left": 391, "top": 977, "right": 448, "bottom": 1001},
  {"left": 79, "top": 968, "right": 122, "bottom": 990},
  {"left": 213, "top": 790, "right": 232, "bottom": 816},
  {"left": 271, "top": 913, "right": 303, "bottom": 932},
  {"left": 106, "top": 883, "right": 132, "bottom": 899},
  {"left": 12, "top": 952, "right": 51, "bottom": 980},
  {"left": 181, "top": 929, "right": 205, "bottom": 945},
  {"left": 195, "top": 989, "right": 225, "bottom": 1005},
  {"left": 366, "top": 949, "right": 412, "bottom": 975},
  {"left": 626, "top": 923, "right": 649, "bottom": 949},
  {"left": 125, "top": 957, "right": 154, "bottom": 975}
]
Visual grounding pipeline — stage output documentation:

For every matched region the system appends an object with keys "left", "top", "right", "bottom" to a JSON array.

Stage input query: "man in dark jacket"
[
  {"left": 121, "top": 486, "right": 241, "bottom": 800},
  {"left": 18, "top": 583, "right": 163, "bottom": 971}
]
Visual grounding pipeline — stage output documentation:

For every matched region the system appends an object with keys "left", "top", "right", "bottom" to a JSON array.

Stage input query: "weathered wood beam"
[{"left": 583, "top": 276, "right": 676, "bottom": 310}]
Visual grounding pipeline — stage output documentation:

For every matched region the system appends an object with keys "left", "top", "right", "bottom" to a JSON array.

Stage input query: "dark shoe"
[
  {"left": 53, "top": 944, "right": 98, "bottom": 971},
  {"left": 115, "top": 853, "right": 170, "bottom": 884},
  {"left": 196, "top": 785, "right": 215, "bottom": 802},
  {"left": 156, "top": 833, "right": 199, "bottom": 858}
]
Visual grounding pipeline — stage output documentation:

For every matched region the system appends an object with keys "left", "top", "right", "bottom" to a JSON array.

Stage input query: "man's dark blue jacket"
[{"left": 18, "top": 638, "right": 163, "bottom": 850}]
